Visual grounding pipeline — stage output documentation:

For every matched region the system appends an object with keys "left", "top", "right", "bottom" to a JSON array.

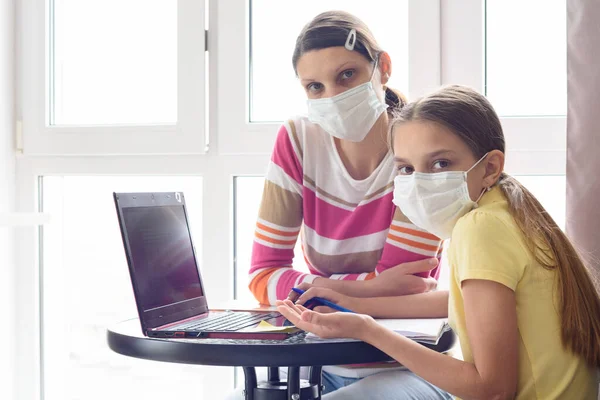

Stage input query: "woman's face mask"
[{"left": 306, "top": 58, "right": 388, "bottom": 142}]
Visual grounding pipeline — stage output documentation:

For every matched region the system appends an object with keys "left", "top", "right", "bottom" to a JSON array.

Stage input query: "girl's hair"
[
  {"left": 292, "top": 10, "right": 406, "bottom": 113},
  {"left": 389, "top": 84, "right": 600, "bottom": 367}
]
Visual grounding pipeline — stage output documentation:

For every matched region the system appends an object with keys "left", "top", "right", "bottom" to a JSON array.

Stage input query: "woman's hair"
[
  {"left": 389, "top": 84, "right": 600, "bottom": 367},
  {"left": 292, "top": 10, "right": 406, "bottom": 113}
]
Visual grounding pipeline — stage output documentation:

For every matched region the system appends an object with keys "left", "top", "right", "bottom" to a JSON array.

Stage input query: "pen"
[{"left": 290, "top": 288, "right": 355, "bottom": 313}]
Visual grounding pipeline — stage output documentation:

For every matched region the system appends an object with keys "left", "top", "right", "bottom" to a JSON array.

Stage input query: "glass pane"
[
  {"left": 515, "top": 175, "right": 566, "bottom": 229},
  {"left": 40, "top": 176, "right": 233, "bottom": 400},
  {"left": 51, "top": 0, "right": 177, "bottom": 125},
  {"left": 234, "top": 177, "right": 308, "bottom": 303},
  {"left": 250, "top": 0, "right": 409, "bottom": 122},
  {"left": 486, "top": 0, "right": 566, "bottom": 116}
]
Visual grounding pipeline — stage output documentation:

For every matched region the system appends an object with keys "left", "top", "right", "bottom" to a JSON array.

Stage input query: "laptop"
[{"left": 113, "top": 191, "right": 299, "bottom": 340}]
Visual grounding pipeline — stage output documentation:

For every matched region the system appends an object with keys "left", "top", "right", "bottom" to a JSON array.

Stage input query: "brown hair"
[
  {"left": 292, "top": 10, "right": 406, "bottom": 112},
  {"left": 389, "top": 85, "right": 600, "bottom": 367}
]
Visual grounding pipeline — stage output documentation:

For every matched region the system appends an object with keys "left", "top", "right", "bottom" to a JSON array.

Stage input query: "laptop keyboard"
[{"left": 172, "top": 312, "right": 279, "bottom": 332}]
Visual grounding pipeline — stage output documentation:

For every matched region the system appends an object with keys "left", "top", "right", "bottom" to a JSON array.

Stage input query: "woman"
[
  {"left": 279, "top": 85, "right": 600, "bottom": 399},
  {"left": 241, "top": 9, "right": 451, "bottom": 399}
]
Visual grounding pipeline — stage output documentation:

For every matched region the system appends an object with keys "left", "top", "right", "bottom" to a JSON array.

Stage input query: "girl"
[{"left": 278, "top": 85, "right": 600, "bottom": 399}]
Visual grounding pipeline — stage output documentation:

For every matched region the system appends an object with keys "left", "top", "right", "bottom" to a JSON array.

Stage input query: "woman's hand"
[
  {"left": 286, "top": 281, "right": 314, "bottom": 302},
  {"left": 366, "top": 258, "right": 439, "bottom": 296},
  {"left": 296, "top": 286, "right": 356, "bottom": 313},
  {"left": 287, "top": 284, "right": 353, "bottom": 313},
  {"left": 276, "top": 299, "right": 376, "bottom": 341}
]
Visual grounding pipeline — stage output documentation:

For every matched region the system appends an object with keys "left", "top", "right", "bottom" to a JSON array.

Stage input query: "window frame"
[{"left": 19, "top": 0, "right": 207, "bottom": 156}]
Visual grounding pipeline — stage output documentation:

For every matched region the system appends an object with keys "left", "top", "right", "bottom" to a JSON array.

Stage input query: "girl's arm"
[
  {"left": 365, "top": 279, "right": 518, "bottom": 399},
  {"left": 279, "top": 279, "right": 518, "bottom": 399}
]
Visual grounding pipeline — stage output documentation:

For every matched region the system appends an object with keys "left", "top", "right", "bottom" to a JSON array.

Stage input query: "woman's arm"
[
  {"left": 279, "top": 279, "right": 518, "bottom": 400},
  {"left": 249, "top": 122, "right": 310, "bottom": 305},
  {"left": 308, "top": 257, "right": 440, "bottom": 298},
  {"left": 347, "top": 290, "right": 448, "bottom": 318}
]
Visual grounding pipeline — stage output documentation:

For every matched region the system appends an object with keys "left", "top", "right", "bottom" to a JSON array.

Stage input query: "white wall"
[{"left": 0, "top": 0, "right": 16, "bottom": 398}]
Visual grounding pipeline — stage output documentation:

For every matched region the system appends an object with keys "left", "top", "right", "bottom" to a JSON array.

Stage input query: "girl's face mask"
[{"left": 393, "top": 153, "right": 489, "bottom": 240}]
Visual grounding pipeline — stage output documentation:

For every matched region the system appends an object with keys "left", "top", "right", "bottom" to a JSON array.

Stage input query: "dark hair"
[
  {"left": 389, "top": 85, "right": 600, "bottom": 367},
  {"left": 292, "top": 10, "right": 405, "bottom": 112}
]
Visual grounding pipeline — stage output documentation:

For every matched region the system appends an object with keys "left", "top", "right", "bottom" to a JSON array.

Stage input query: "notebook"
[{"left": 113, "top": 191, "right": 300, "bottom": 340}]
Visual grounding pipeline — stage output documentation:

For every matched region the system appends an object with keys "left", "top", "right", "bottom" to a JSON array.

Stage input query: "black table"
[{"left": 107, "top": 318, "right": 456, "bottom": 400}]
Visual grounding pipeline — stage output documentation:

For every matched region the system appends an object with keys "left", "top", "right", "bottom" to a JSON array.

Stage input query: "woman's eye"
[
  {"left": 397, "top": 166, "right": 414, "bottom": 175},
  {"left": 307, "top": 82, "right": 323, "bottom": 93},
  {"left": 340, "top": 69, "right": 355, "bottom": 81},
  {"left": 432, "top": 160, "right": 450, "bottom": 170}
]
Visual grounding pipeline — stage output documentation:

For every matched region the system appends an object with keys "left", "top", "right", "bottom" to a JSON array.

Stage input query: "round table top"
[{"left": 107, "top": 318, "right": 456, "bottom": 367}]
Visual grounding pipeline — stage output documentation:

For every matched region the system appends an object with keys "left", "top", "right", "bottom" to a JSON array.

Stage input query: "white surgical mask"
[
  {"left": 306, "top": 60, "right": 388, "bottom": 142},
  {"left": 392, "top": 154, "right": 489, "bottom": 240}
]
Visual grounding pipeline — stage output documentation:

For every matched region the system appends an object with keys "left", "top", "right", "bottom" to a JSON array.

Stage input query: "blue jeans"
[
  {"left": 224, "top": 368, "right": 453, "bottom": 400},
  {"left": 321, "top": 369, "right": 453, "bottom": 399}
]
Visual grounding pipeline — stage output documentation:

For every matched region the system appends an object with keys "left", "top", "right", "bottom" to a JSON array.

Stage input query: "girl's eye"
[
  {"left": 307, "top": 82, "right": 323, "bottom": 93},
  {"left": 432, "top": 160, "right": 450, "bottom": 170},
  {"left": 340, "top": 69, "right": 355, "bottom": 81},
  {"left": 397, "top": 165, "right": 414, "bottom": 175}
]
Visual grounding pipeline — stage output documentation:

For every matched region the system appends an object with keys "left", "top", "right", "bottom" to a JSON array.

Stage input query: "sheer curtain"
[{"left": 566, "top": 0, "right": 600, "bottom": 283}]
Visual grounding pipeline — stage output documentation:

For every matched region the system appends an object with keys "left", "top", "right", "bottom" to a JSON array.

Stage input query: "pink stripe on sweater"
[
  {"left": 249, "top": 241, "right": 294, "bottom": 274},
  {"left": 377, "top": 246, "right": 442, "bottom": 278},
  {"left": 271, "top": 125, "right": 303, "bottom": 185},
  {"left": 276, "top": 269, "right": 307, "bottom": 300},
  {"left": 303, "top": 189, "right": 395, "bottom": 240},
  {"left": 307, "top": 264, "right": 326, "bottom": 277}
]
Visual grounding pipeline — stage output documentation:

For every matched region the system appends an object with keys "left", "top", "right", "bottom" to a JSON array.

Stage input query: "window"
[
  {"left": 250, "top": 0, "right": 409, "bottom": 122},
  {"left": 51, "top": 0, "right": 177, "bottom": 125},
  {"left": 516, "top": 175, "right": 566, "bottom": 229},
  {"left": 486, "top": 0, "right": 567, "bottom": 117},
  {"left": 40, "top": 176, "right": 232, "bottom": 399},
  {"left": 442, "top": 0, "right": 566, "bottom": 175},
  {"left": 21, "top": 0, "right": 206, "bottom": 155}
]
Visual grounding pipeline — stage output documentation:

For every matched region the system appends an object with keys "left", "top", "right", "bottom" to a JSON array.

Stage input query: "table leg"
[
  {"left": 243, "top": 367, "right": 257, "bottom": 400},
  {"left": 286, "top": 366, "right": 301, "bottom": 400},
  {"left": 267, "top": 367, "right": 280, "bottom": 383},
  {"left": 308, "top": 366, "right": 323, "bottom": 400}
]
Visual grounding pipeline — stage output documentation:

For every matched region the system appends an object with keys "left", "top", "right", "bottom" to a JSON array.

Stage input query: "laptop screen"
[{"left": 121, "top": 204, "right": 203, "bottom": 312}]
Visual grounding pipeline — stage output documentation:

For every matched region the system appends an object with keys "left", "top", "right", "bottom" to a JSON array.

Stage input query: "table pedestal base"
[{"left": 243, "top": 366, "right": 323, "bottom": 400}]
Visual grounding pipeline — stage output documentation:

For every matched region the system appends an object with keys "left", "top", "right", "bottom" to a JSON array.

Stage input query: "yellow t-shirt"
[{"left": 448, "top": 186, "right": 597, "bottom": 399}]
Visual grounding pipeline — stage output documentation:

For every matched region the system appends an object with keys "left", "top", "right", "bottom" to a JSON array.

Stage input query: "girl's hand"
[{"left": 276, "top": 299, "right": 375, "bottom": 341}]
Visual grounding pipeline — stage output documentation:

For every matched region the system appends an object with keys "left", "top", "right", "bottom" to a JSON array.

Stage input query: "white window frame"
[
  {"left": 19, "top": 0, "right": 207, "bottom": 156},
  {"left": 441, "top": 0, "right": 566, "bottom": 175},
  {"left": 215, "top": 0, "right": 442, "bottom": 155}
]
